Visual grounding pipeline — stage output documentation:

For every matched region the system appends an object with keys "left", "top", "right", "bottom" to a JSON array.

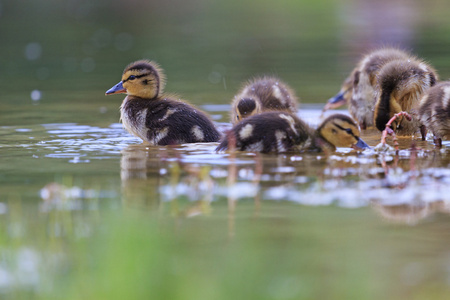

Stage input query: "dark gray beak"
[
  {"left": 105, "top": 81, "right": 126, "bottom": 95},
  {"left": 354, "top": 137, "right": 370, "bottom": 150},
  {"left": 323, "top": 90, "right": 347, "bottom": 111}
]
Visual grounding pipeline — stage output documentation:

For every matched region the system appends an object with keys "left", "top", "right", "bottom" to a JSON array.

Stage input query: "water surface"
[{"left": 2, "top": 104, "right": 450, "bottom": 299}]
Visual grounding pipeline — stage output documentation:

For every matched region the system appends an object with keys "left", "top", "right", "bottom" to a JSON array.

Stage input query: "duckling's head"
[
  {"left": 317, "top": 114, "right": 369, "bottom": 149},
  {"left": 374, "top": 59, "right": 438, "bottom": 132},
  {"left": 105, "top": 60, "right": 166, "bottom": 99},
  {"left": 234, "top": 97, "right": 261, "bottom": 123}
]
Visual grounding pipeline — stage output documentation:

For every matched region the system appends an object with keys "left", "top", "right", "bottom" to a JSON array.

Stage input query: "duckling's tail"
[
  {"left": 215, "top": 131, "right": 236, "bottom": 152},
  {"left": 215, "top": 139, "right": 228, "bottom": 152}
]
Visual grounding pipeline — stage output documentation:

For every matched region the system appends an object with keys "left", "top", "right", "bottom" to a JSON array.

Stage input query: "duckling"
[
  {"left": 230, "top": 76, "right": 298, "bottom": 124},
  {"left": 105, "top": 60, "right": 221, "bottom": 145},
  {"left": 374, "top": 58, "right": 438, "bottom": 138},
  {"left": 216, "top": 111, "right": 369, "bottom": 153},
  {"left": 419, "top": 81, "right": 450, "bottom": 147},
  {"left": 324, "top": 48, "right": 412, "bottom": 129}
]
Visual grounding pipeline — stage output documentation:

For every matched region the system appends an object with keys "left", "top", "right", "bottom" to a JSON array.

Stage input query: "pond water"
[
  {"left": 2, "top": 104, "right": 450, "bottom": 299},
  {"left": 3, "top": 0, "right": 450, "bottom": 299}
]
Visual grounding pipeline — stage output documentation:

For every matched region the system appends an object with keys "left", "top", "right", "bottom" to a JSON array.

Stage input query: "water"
[
  {"left": 3, "top": 0, "right": 450, "bottom": 299},
  {"left": 2, "top": 104, "right": 450, "bottom": 299}
]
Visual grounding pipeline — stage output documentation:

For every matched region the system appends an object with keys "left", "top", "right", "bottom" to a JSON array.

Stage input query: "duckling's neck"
[
  {"left": 375, "top": 90, "right": 394, "bottom": 132},
  {"left": 119, "top": 96, "right": 151, "bottom": 141},
  {"left": 120, "top": 95, "right": 163, "bottom": 114},
  {"left": 311, "top": 132, "right": 336, "bottom": 152}
]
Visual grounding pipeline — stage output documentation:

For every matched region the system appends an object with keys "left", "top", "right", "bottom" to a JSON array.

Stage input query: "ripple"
[{"left": 39, "top": 123, "right": 140, "bottom": 160}]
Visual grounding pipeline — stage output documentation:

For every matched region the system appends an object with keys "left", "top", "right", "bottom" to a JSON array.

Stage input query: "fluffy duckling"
[
  {"left": 106, "top": 60, "right": 220, "bottom": 145},
  {"left": 419, "top": 81, "right": 450, "bottom": 147},
  {"left": 230, "top": 76, "right": 298, "bottom": 124},
  {"left": 325, "top": 48, "right": 412, "bottom": 129},
  {"left": 216, "top": 111, "right": 369, "bottom": 153},
  {"left": 374, "top": 58, "right": 438, "bottom": 138}
]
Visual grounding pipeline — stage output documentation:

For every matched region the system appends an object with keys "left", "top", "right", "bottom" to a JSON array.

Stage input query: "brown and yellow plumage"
[
  {"left": 325, "top": 48, "right": 414, "bottom": 129},
  {"left": 106, "top": 60, "right": 220, "bottom": 145},
  {"left": 217, "top": 112, "right": 369, "bottom": 153},
  {"left": 419, "top": 81, "right": 450, "bottom": 147},
  {"left": 230, "top": 76, "right": 298, "bottom": 124},
  {"left": 374, "top": 57, "right": 437, "bottom": 137}
]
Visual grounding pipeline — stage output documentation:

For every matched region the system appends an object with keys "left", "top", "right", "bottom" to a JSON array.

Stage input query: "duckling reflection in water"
[
  {"left": 106, "top": 60, "right": 220, "bottom": 145},
  {"left": 371, "top": 202, "right": 434, "bottom": 225},
  {"left": 230, "top": 76, "right": 298, "bottom": 124},
  {"left": 324, "top": 48, "right": 412, "bottom": 129},
  {"left": 216, "top": 112, "right": 369, "bottom": 153},
  {"left": 419, "top": 81, "right": 450, "bottom": 147}
]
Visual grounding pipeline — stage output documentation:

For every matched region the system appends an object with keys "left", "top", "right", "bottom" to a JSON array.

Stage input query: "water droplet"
[
  {"left": 208, "top": 71, "right": 221, "bottom": 84},
  {"left": 212, "top": 64, "right": 227, "bottom": 75},
  {"left": 0, "top": 203, "right": 7, "bottom": 214},
  {"left": 24, "top": 43, "right": 42, "bottom": 60},
  {"left": 30, "top": 90, "right": 42, "bottom": 101}
]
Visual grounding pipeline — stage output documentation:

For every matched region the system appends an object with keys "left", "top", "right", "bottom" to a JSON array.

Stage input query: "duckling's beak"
[
  {"left": 323, "top": 91, "right": 347, "bottom": 111},
  {"left": 105, "top": 81, "right": 126, "bottom": 95},
  {"left": 353, "top": 137, "right": 370, "bottom": 150},
  {"left": 323, "top": 91, "right": 346, "bottom": 111}
]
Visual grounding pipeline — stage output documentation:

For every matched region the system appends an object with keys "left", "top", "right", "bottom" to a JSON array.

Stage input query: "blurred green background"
[
  {"left": 2, "top": 0, "right": 450, "bottom": 299},
  {"left": 3, "top": 0, "right": 450, "bottom": 126}
]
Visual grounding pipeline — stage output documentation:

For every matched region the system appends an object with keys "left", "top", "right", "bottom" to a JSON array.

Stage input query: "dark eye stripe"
[
  {"left": 333, "top": 123, "right": 358, "bottom": 139},
  {"left": 123, "top": 72, "right": 152, "bottom": 83}
]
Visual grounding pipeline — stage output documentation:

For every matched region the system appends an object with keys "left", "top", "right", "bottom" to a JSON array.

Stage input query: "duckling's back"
[
  {"left": 374, "top": 58, "right": 438, "bottom": 135},
  {"left": 350, "top": 48, "right": 412, "bottom": 129},
  {"left": 419, "top": 81, "right": 450, "bottom": 141},
  {"left": 217, "top": 111, "right": 312, "bottom": 153},
  {"left": 121, "top": 96, "right": 221, "bottom": 145}
]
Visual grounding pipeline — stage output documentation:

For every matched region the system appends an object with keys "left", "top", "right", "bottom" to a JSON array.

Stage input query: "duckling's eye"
[
  {"left": 128, "top": 75, "right": 136, "bottom": 81},
  {"left": 345, "top": 128, "right": 352, "bottom": 134}
]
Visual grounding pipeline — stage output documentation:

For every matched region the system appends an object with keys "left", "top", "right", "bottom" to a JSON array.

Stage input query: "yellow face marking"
[
  {"left": 237, "top": 109, "right": 257, "bottom": 123},
  {"left": 121, "top": 69, "right": 150, "bottom": 82},
  {"left": 320, "top": 118, "right": 360, "bottom": 148},
  {"left": 234, "top": 97, "right": 260, "bottom": 124},
  {"left": 121, "top": 70, "right": 159, "bottom": 99}
]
